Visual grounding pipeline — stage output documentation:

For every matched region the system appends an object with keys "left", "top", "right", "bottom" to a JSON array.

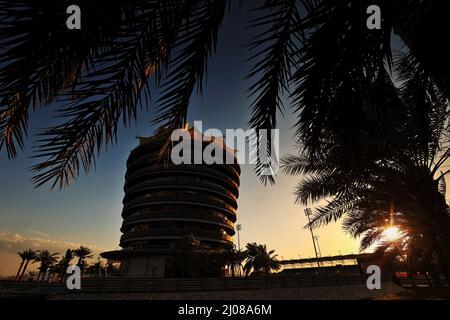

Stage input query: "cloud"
[
  {"left": 24, "top": 229, "right": 54, "bottom": 239},
  {"left": 0, "top": 229, "right": 108, "bottom": 256}
]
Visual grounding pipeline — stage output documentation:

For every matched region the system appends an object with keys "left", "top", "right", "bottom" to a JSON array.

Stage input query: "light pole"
[
  {"left": 314, "top": 235, "right": 322, "bottom": 258},
  {"left": 304, "top": 208, "right": 321, "bottom": 269},
  {"left": 236, "top": 224, "right": 242, "bottom": 251}
]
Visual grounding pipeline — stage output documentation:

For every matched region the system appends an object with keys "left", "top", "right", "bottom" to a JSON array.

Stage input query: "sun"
[{"left": 382, "top": 226, "right": 403, "bottom": 242}]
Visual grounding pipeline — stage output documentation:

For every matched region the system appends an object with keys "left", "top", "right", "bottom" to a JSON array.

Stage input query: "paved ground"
[
  {"left": 372, "top": 287, "right": 450, "bottom": 300},
  {"left": 47, "top": 282, "right": 404, "bottom": 300},
  {"left": 4, "top": 282, "right": 449, "bottom": 300}
]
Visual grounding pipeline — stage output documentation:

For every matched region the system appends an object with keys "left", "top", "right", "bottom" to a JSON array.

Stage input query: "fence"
[{"left": 0, "top": 274, "right": 366, "bottom": 295}]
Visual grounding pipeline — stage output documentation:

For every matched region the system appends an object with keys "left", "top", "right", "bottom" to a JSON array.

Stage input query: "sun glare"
[{"left": 382, "top": 226, "right": 403, "bottom": 242}]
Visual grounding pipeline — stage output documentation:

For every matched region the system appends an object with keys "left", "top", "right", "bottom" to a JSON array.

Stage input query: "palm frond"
[
  {"left": 291, "top": 0, "right": 393, "bottom": 157},
  {"left": 152, "top": 0, "right": 228, "bottom": 154},
  {"left": 395, "top": 51, "right": 448, "bottom": 170},
  {"left": 246, "top": 0, "right": 303, "bottom": 185},
  {"left": 27, "top": 1, "right": 197, "bottom": 188},
  {"left": 307, "top": 195, "right": 362, "bottom": 229},
  {"left": 0, "top": 1, "right": 167, "bottom": 157},
  {"left": 0, "top": 0, "right": 83, "bottom": 158},
  {"left": 281, "top": 153, "right": 335, "bottom": 176}
]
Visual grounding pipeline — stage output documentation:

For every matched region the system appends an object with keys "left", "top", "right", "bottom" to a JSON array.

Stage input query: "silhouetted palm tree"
[
  {"left": 47, "top": 264, "right": 60, "bottom": 282},
  {"left": 15, "top": 251, "right": 27, "bottom": 281},
  {"left": 287, "top": 1, "right": 449, "bottom": 161},
  {"left": 106, "top": 262, "right": 119, "bottom": 278},
  {"left": 55, "top": 249, "right": 74, "bottom": 282},
  {"left": 221, "top": 246, "right": 245, "bottom": 277},
  {"left": 17, "top": 249, "right": 37, "bottom": 281},
  {"left": 243, "top": 243, "right": 280, "bottom": 277},
  {"left": 174, "top": 234, "right": 210, "bottom": 277},
  {"left": 392, "top": 1, "right": 450, "bottom": 98},
  {"left": 344, "top": 203, "right": 439, "bottom": 281},
  {"left": 0, "top": 0, "right": 230, "bottom": 187},
  {"left": 282, "top": 54, "right": 450, "bottom": 280},
  {"left": 86, "top": 260, "right": 103, "bottom": 278},
  {"left": 2, "top": 1, "right": 447, "bottom": 188},
  {"left": 33, "top": 250, "right": 59, "bottom": 282},
  {"left": 73, "top": 246, "right": 93, "bottom": 275}
]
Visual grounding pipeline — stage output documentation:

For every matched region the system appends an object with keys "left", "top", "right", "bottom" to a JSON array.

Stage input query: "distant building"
[{"left": 101, "top": 127, "right": 240, "bottom": 277}]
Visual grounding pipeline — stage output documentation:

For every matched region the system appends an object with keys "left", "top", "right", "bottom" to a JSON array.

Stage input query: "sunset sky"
[{"left": 0, "top": 4, "right": 363, "bottom": 276}]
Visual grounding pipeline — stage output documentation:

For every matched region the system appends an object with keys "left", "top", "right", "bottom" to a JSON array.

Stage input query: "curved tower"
[{"left": 102, "top": 128, "right": 240, "bottom": 277}]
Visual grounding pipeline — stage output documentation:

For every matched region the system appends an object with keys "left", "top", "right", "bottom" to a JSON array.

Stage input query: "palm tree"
[
  {"left": 282, "top": 53, "right": 450, "bottom": 280},
  {"left": 343, "top": 203, "right": 438, "bottom": 280},
  {"left": 33, "top": 250, "right": 59, "bottom": 282},
  {"left": 1, "top": 0, "right": 447, "bottom": 188},
  {"left": 392, "top": 1, "right": 450, "bottom": 98},
  {"left": 106, "top": 262, "right": 119, "bottom": 278},
  {"left": 17, "top": 249, "right": 37, "bottom": 281},
  {"left": 174, "top": 234, "right": 210, "bottom": 277},
  {"left": 15, "top": 251, "right": 27, "bottom": 281},
  {"left": 285, "top": 1, "right": 449, "bottom": 160},
  {"left": 0, "top": 0, "right": 230, "bottom": 188},
  {"left": 73, "top": 246, "right": 93, "bottom": 275},
  {"left": 220, "top": 247, "right": 245, "bottom": 277},
  {"left": 243, "top": 243, "right": 280, "bottom": 277},
  {"left": 55, "top": 249, "right": 74, "bottom": 282},
  {"left": 47, "top": 264, "right": 60, "bottom": 282},
  {"left": 86, "top": 260, "right": 103, "bottom": 278}
]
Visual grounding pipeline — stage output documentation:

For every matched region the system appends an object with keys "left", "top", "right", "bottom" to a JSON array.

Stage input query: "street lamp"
[
  {"left": 304, "top": 208, "right": 321, "bottom": 269},
  {"left": 236, "top": 224, "right": 242, "bottom": 251},
  {"left": 314, "top": 235, "right": 322, "bottom": 258}
]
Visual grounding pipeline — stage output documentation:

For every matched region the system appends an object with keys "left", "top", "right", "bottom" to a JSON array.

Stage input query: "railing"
[
  {"left": 125, "top": 166, "right": 240, "bottom": 194},
  {"left": 122, "top": 212, "right": 235, "bottom": 230},
  {"left": 0, "top": 274, "right": 366, "bottom": 295},
  {"left": 123, "top": 179, "right": 238, "bottom": 208},
  {"left": 120, "top": 228, "right": 233, "bottom": 244},
  {"left": 127, "top": 155, "right": 241, "bottom": 181},
  {"left": 128, "top": 194, "right": 236, "bottom": 211},
  {"left": 122, "top": 195, "right": 237, "bottom": 218}
]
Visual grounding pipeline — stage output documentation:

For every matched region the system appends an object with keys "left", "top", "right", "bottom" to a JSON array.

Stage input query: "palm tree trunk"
[
  {"left": 14, "top": 260, "right": 24, "bottom": 281},
  {"left": 19, "top": 260, "right": 29, "bottom": 281},
  {"left": 264, "top": 267, "right": 269, "bottom": 289},
  {"left": 59, "top": 271, "right": 65, "bottom": 283},
  {"left": 434, "top": 238, "right": 450, "bottom": 285},
  {"left": 430, "top": 265, "right": 442, "bottom": 287},
  {"left": 60, "top": 262, "right": 69, "bottom": 282},
  {"left": 393, "top": 1, "right": 450, "bottom": 98},
  {"left": 430, "top": 208, "right": 450, "bottom": 284}
]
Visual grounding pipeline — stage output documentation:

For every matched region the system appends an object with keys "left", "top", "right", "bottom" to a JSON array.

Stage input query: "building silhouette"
[{"left": 102, "top": 127, "right": 240, "bottom": 277}]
